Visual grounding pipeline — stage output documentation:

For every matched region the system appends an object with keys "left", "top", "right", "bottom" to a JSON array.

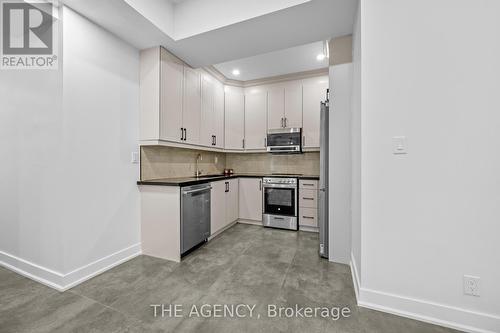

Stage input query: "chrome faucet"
[{"left": 195, "top": 153, "right": 203, "bottom": 177}]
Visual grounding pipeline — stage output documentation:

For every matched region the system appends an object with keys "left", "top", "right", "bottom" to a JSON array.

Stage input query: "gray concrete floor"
[{"left": 1, "top": 224, "right": 461, "bottom": 333}]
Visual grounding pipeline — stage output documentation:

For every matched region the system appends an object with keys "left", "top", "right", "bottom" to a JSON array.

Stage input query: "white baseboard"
[
  {"left": 0, "top": 251, "right": 66, "bottom": 291},
  {"left": 350, "top": 252, "right": 361, "bottom": 303},
  {"left": 299, "top": 225, "right": 319, "bottom": 233},
  {"left": 349, "top": 252, "right": 500, "bottom": 333},
  {"left": 209, "top": 221, "right": 239, "bottom": 240},
  {"left": 237, "top": 219, "right": 263, "bottom": 226},
  {"left": 0, "top": 243, "right": 141, "bottom": 292}
]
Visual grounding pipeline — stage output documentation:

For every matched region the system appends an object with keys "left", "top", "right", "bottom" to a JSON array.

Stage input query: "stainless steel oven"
[
  {"left": 266, "top": 128, "right": 302, "bottom": 153},
  {"left": 262, "top": 177, "right": 298, "bottom": 230}
]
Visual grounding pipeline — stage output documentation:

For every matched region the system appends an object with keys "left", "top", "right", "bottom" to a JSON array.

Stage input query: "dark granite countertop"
[{"left": 137, "top": 173, "right": 319, "bottom": 187}]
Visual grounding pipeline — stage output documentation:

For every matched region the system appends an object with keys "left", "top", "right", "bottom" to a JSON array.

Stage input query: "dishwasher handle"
[{"left": 182, "top": 186, "right": 212, "bottom": 195}]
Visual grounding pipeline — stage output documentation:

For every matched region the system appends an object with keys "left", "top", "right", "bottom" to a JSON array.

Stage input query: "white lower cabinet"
[
  {"left": 238, "top": 178, "right": 263, "bottom": 221},
  {"left": 210, "top": 181, "right": 227, "bottom": 235},
  {"left": 211, "top": 179, "right": 239, "bottom": 235},
  {"left": 225, "top": 179, "right": 239, "bottom": 224},
  {"left": 299, "top": 179, "right": 319, "bottom": 230}
]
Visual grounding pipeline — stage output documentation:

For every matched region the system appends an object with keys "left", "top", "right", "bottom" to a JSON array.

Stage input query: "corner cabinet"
[
  {"left": 224, "top": 87, "right": 245, "bottom": 150},
  {"left": 244, "top": 90, "right": 267, "bottom": 150},
  {"left": 211, "top": 179, "right": 239, "bottom": 236},
  {"left": 201, "top": 74, "right": 225, "bottom": 148}
]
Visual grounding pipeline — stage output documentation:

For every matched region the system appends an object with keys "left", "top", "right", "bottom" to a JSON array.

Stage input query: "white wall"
[
  {"left": 350, "top": 2, "right": 362, "bottom": 282},
  {"left": 358, "top": 0, "right": 500, "bottom": 331},
  {"left": 0, "top": 7, "right": 65, "bottom": 281},
  {"left": 61, "top": 7, "right": 140, "bottom": 277},
  {"left": 329, "top": 63, "right": 352, "bottom": 264},
  {"left": 0, "top": 6, "right": 141, "bottom": 290}
]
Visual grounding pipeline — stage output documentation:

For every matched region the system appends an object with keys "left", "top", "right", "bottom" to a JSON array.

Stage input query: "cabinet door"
[
  {"left": 159, "top": 49, "right": 184, "bottom": 142},
  {"left": 238, "top": 178, "right": 263, "bottom": 221},
  {"left": 214, "top": 82, "right": 225, "bottom": 148},
  {"left": 267, "top": 87, "right": 284, "bottom": 129},
  {"left": 225, "top": 179, "right": 239, "bottom": 225},
  {"left": 183, "top": 67, "right": 201, "bottom": 144},
  {"left": 244, "top": 91, "right": 267, "bottom": 150},
  {"left": 224, "top": 91, "right": 245, "bottom": 150},
  {"left": 303, "top": 78, "right": 328, "bottom": 148},
  {"left": 284, "top": 83, "right": 303, "bottom": 128},
  {"left": 210, "top": 181, "right": 226, "bottom": 235},
  {"left": 200, "top": 75, "right": 215, "bottom": 147}
]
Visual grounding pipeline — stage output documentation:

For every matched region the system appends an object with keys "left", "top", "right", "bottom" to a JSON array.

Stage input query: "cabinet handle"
[
  {"left": 242, "top": 139, "right": 245, "bottom": 149},
  {"left": 281, "top": 118, "right": 284, "bottom": 128},
  {"left": 183, "top": 128, "right": 187, "bottom": 141},
  {"left": 181, "top": 128, "right": 184, "bottom": 141},
  {"left": 303, "top": 183, "right": 315, "bottom": 187},
  {"left": 303, "top": 135, "right": 306, "bottom": 146},
  {"left": 302, "top": 197, "right": 314, "bottom": 200},
  {"left": 215, "top": 135, "right": 217, "bottom": 146},
  {"left": 264, "top": 137, "right": 267, "bottom": 147},
  {"left": 302, "top": 216, "right": 315, "bottom": 219},
  {"left": 259, "top": 180, "right": 262, "bottom": 191},
  {"left": 285, "top": 118, "right": 287, "bottom": 128}
]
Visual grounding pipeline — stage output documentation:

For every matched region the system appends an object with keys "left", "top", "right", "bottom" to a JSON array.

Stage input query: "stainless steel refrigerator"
[{"left": 319, "top": 90, "right": 329, "bottom": 258}]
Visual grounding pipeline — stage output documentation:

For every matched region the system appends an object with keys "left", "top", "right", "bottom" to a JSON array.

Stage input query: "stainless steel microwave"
[{"left": 266, "top": 128, "right": 302, "bottom": 153}]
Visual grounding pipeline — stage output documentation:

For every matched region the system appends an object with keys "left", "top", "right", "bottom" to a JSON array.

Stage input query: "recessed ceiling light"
[
  {"left": 316, "top": 53, "right": 326, "bottom": 61},
  {"left": 232, "top": 69, "right": 240, "bottom": 76}
]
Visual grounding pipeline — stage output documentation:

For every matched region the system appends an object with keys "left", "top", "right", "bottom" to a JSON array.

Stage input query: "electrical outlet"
[{"left": 463, "top": 275, "right": 480, "bottom": 297}]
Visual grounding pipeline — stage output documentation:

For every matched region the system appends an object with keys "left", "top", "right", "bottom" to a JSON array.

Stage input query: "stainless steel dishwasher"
[{"left": 181, "top": 184, "right": 211, "bottom": 255}]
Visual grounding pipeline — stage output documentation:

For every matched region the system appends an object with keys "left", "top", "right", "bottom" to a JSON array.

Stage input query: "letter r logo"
[{"left": 2, "top": 1, "right": 53, "bottom": 55}]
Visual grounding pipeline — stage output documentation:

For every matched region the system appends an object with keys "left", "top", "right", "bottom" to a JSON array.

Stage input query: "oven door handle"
[{"left": 262, "top": 184, "right": 297, "bottom": 189}]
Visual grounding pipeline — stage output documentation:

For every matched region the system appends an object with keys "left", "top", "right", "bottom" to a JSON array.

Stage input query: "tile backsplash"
[
  {"left": 141, "top": 146, "right": 226, "bottom": 180},
  {"left": 225, "top": 152, "right": 320, "bottom": 175},
  {"left": 140, "top": 146, "right": 320, "bottom": 180}
]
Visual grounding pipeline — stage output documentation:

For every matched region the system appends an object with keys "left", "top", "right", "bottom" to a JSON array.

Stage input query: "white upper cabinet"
[
  {"left": 284, "top": 82, "right": 303, "bottom": 128},
  {"left": 267, "top": 83, "right": 303, "bottom": 129},
  {"left": 213, "top": 82, "right": 225, "bottom": 148},
  {"left": 303, "top": 76, "right": 328, "bottom": 148},
  {"left": 267, "top": 87, "right": 284, "bottom": 129},
  {"left": 159, "top": 48, "right": 184, "bottom": 142},
  {"left": 244, "top": 91, "right": 267, "bottom": 150},
  {"left": 225, "top": 88, "right": 245, "bottom": 150},
  {"left": 140, "top": 47, "right": 327, "bottom": 152},
  {"left": 201, "top": 74, "right": 215, "bottom": 147},
  {"left": 183, "top": 67, "right": 201, "bottom": 145}
]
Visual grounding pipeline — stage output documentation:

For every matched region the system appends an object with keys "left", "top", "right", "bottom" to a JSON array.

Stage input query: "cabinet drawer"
[
  {"left": 299, "top": 189, "right": 317, "bottom": 208},
  {"left": 299, "top": 208, "right": 318, "bottom": 227},
  {"left": 299, "top": 179, "right": 318, "bottom": 190}
]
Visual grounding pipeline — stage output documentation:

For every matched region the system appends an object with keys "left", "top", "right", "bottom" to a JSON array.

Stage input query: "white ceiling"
[
  {"left": 62, "top": 0, "right": 357, "bottom": 68},
  {"left": 214, "top": 41, "right": 328, "bottom": 81}
]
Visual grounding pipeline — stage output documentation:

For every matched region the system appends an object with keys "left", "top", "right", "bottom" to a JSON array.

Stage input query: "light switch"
[
  {"left": 131, "top": 152, "right": 139, "bottom": 164},
  {"left": 392, "top": 136, "right": 407, "bottom": 154}
]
